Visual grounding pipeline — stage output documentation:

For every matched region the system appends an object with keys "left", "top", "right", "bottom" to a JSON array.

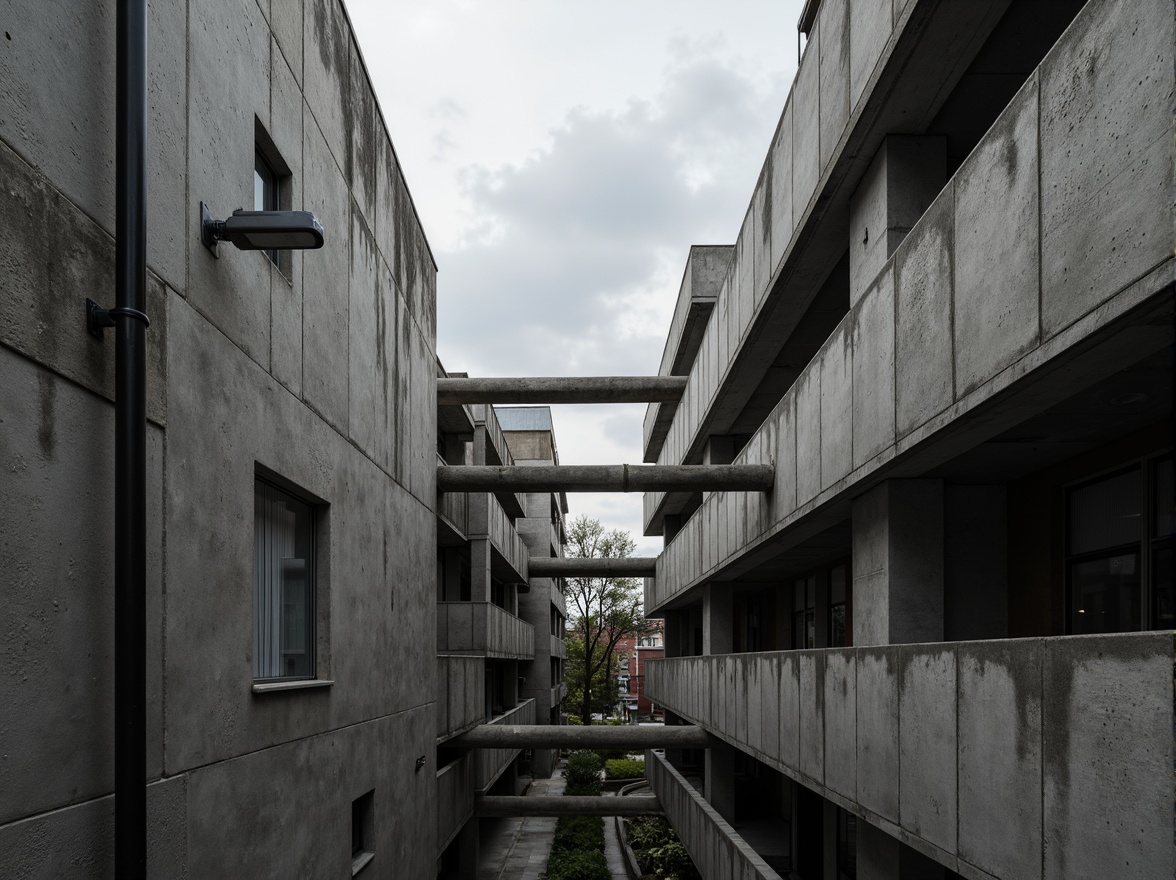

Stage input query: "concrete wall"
[
  {"left": 649, "top": 0, "right": 1175, "bottom": 611},
  {"left": 467, "top": 491, "right": 530, "bottom": 582},
  {"left": 0, "top": 1, "right": 441, "bottom": 875},
  {"left": 437, "top": 655, "right": 485, "bottom": 742},
  {"left": 646, "top": 750, "right": 784, "bottom": 880},
  {"left": 645, "top": 632, "right": 1175, "bottom": 880}
]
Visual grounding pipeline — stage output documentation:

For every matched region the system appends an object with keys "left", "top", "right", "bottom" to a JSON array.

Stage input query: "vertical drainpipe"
[{"left": 114, "top": 0, "right": 148, "bottom": 875}]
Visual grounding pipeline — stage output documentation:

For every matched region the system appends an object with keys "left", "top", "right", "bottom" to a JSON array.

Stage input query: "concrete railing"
[
  {"left": 437, "top": 602, "right": 535, "bottom": 660},
  {"left": 436, "top": 752, "right": 475, "bottom": 853},
  {"left": 436, "top": 654, "right": 484, "bottom": 742},
  {"left": 468, "top": 492, "right": 529, "bottom": 583},
  {"left": 550, "top": 633, "right": 566, "bottom": 661},
  {"left": 476, "top": 699, "right": 537, "bottom": 793},
  {"left": 436, "top": 485, "right": 469, "bottom": 537},
  {"left": 646, "top": 632, "right": 1175, "bottom": 879},
  {"left": 646, "top": 750, "right": 783, "bottom": 880}
]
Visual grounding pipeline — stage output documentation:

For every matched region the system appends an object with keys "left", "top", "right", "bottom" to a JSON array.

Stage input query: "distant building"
[
  {"left": 616, "top": 622, "right": 665, "bottom": 721},
  {"left": 641, "top": 1, "right": 1174, "bottom": 878}
]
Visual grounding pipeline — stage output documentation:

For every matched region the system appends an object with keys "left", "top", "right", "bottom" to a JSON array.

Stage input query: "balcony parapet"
[
  {"left": 476, "top": 699, "right": 537, "bottom": 792},
  {"left": 646, "top": 750, "right": 783, "bottom": 880},
  {"left": 646, "top": 633, "right": 1175, "bottom": 878},
  {"left": 549, "top": 633, "right": 566, "bottom": 660},
  {"left": 467, "top": 491, "right": 529, "bottom": 582},
  {"left": 436, "top": 752, "right": 475, "bottom": 854},
  {"left": 438, "top": 602, "right": 535, "bottom": 660},
  {"left": 436, "top": 654, "right": 484, "bottom": 742}
]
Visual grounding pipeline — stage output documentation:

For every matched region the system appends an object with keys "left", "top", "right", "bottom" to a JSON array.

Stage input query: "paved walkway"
[{"left": 478, "top": 769, "right": 629, "bottom": 880}]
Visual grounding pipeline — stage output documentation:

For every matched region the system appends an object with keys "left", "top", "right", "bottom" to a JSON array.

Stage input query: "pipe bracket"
[{"left": 86, "top": 298, "right": 150, "bottom": 340}]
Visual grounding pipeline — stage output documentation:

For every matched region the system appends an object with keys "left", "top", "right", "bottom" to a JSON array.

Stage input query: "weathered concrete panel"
[
  {"left": 820, "top": 321, "right": 853, "bottom": 489},
  {"left": 899, "top": 646, "right": 956, "bottom": 852},
  {"left": 303, "top": 0, "right": 351, "bottom": 176},
  {"left": 823, "top": 651, "right": 856, "bottom": 800},
  {"left": 347, "top": 40, "right": 379, "bottom": 231},
  {"left": 958, "top": 640, "right": 1043, "bottom": 880},
  {"left": 0, "top": 139, "right": 168, "bottom": 424},
  {"left": 302, "top": 113, "right": 351, "bottom": 432},
  {"left": 146, "top": 0, "right": 189, "bottom": 290},
  {"left": 795, "top": 365, "right": 822, "bottom": 505},
  {"left": 855, "top": 648, "right": 899, "bottom": 818},
  {"left": 851, "top": 267, "right": 895, "bottom": 468},
  {"left": 1042, "top": 633, "right": 1175, "bottom": 880},
  {"left": 798, "top": 650, "right": 825, "bottom": 784},
  {"left": 792, "top": 37, "right": 821, "bottom": 222},
  {"left": 0, "top": 348, "right": 165, "bottom": 823},
  {"left": 186, "top": 0, "right": 273, "bottom": 365},
  {"left": 0, "top": 776, "right": 188, "bottom": 880},
  {"left": 752, "top": 175, "right": 772, "bottom": 307},
  {"left": 271, "top": 0, "right": 304, "bottom": 86},
  {"left": 769, "top": 103, "right": 794, "bottom": 274},
  {"left": 895, "top": 186, "right": 954, "bottom": 438},
  {"left": 818, "top": 0, "right": 850, "bottom": 172},
  {"left": 849, "top": 0, "right": 893, "bottom": 109},
  {"left": 778, "top": 653, "right": 801, "bottom": 770},
  {"left": 1039, "top": 0, "right": 1174, "bottom": 337},
  {"left": 953, "top": 75, "right": 1041, "bottom": 396},
  {"left": 771, "top": 389, "right": 799, "bottom": 521}
]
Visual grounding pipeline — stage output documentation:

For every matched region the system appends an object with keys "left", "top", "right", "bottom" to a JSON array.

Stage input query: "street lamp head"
[{"left": 200, "top": 202, "right": 324, "bottom": 256}]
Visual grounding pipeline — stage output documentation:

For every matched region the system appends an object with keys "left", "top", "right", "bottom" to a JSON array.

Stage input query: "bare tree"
[{"left": 564, "top": 515, "right": 654, "bottom": 723}]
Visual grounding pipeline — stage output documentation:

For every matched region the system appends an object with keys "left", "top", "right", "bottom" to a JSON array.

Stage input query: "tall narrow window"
[
  {"left": 792, "top": 575, "right": 815, "bottom": 649},
  {"left": 254, "top": 478, "right": 315, "bottom": 680},
  {"left": 829, "top": 565, "right": 849, "bottom": 647},
  {"left": 254, "top": 149, "right": 280, "bottom": 266}
]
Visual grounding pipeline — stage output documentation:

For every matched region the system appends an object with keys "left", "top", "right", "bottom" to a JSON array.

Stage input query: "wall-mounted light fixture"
[{"left": 200, "top": 201, "right": 324, "bottom": 257}]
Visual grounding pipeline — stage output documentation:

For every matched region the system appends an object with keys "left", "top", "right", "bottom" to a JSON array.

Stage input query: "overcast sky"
[{"left": 345, "top": 0, "right": 803, "bottom": 554}]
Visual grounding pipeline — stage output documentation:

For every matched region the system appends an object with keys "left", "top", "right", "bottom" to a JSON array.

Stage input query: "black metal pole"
[{"left": 114, "top": 0, "right": 148, "bottom": 875}]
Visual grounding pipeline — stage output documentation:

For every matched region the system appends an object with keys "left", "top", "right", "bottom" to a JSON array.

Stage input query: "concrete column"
[
  {"left": 442, "top": 548, "right": 463, "bottom": 602},
  {"left": 851, "top": 480, "right": 944, "bottom": 646},
  {"left": 472, "top": 424, "right": 487, "bottom": 465},
  {"left": 704, "top": 738, "right": 736, "bottom": 824},
  {"left": 945, "top": 485, "right": 1008, "bottom": 640},
  {"left": 702, "top": 584, "right": 733, "bottom": 655},
  {"left": 849, "top": 135, "right": 947, "bottom": 304},
  {"left": 471, "top": 539, "right": 492, "bottom": 603}
]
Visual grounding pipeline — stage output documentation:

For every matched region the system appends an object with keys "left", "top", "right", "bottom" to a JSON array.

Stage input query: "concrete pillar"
[
  {"left": 849, "top": 135, "right": 947, "bottom": 304},
  {"left": 704, "top": 739, "right": 736, "bottom": 824},
  {"left": 851, "top": 480, "right": 944, "bottom": 647},
  {"left": 702, "top": 583, "right": 733, "bottom": 655},
  {"left": 442, "top": 548, "right": 463, "bottom": 602},
  {"left": 858, "top": 820, "right": 900, "bottom": 880},
  {"left": 472, "top": 424, "right": 487, "bottom": 465},
  {"left": 945, "top": 485, "right": 1008, "bottom": 640},
  {"left": 471, "top": 539, "right": 492, "bottom": 603}
]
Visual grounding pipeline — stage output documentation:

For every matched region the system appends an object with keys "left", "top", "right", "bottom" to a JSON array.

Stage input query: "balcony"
[
  {"left": 436, "top": 654, "right": 484, "bottom": 742},
  {"left": 437, "top": 602, "right": 535, "bottom": 660},
  {"left": 436, "top": 752, "right": 475, "bottom": 853},
  {"left": 476, "top": 699, "right": 537, "bottom": 792},
  {"left": 646, "top": 632, "right": 1175, "bottom": 878},
  {"left": 549, "top": 633, "right": 566, "bottom": 660},
  {"left": 469, "top": 492, "right": 529, "bottom": 583},
  {"left": 646, "top": 750, "right": 783, "bottom": 880}
]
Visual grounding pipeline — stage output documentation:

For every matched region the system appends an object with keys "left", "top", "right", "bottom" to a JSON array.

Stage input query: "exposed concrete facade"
[{"left": 642, "top": 0, "right": 1175, "bottom": 878}]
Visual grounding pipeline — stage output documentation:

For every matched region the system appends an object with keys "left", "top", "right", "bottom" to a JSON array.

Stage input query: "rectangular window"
[
  {"left": 351, "top": 789, "right": 375, "bottom": 875},
  {"left": 1066, "top": 454, "right": 1173, "bottom": 634},
  {"left": 829, "top": 565, "right": 849, "bottom": 648},
  {"left": 254, "top": 148, "right": 280, "bottom": 266},
  {"left": 254, "top": 478, "right": 316, "bottom": 680},
  {"left": 792, "top": 575, "right": 815, "bottom": 649}
]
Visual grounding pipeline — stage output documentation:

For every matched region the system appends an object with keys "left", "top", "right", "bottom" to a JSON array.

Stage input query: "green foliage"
[
  {"left": 565, "top": 714, "right": 583, "bottom": 726},
  {"left": 552, "top": 815, "right": 604, "bottom": 852},
  {"left": 624, "top": 817, "right": 701, "bottom": 880},
  {"left": 563, "top": 750, "right": 603, "bottom": 795},
  {"left": 544, "top": 848, "right": 611, "bottom": 880},
  {"left": 604, "top": 758, "right": 645, "bottom": 780}
]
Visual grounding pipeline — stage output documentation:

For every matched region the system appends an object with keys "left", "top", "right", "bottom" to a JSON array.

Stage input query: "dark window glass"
[
  {"left": 1154, "top": 456, "right": 1174, "bottom": 538},
  {"left": 792, "top": 575, "right": 815, "bottom": 649},
  {"left": 1069, "top": 552, "right": 1141, "bottom": 634},
  {"left": 254, "top": 149, "right": 280, "bottom": 265},
  {"left": 829, "top": 565, "right": 847, "bottom": 648},
  {"left": 837, "top": 809, "right": 857, "bottom": 879},
  {"left": 1152, "top": 544, "right": 1173, "bottom": 629},
  {"left": 254, "top": 479, "right": 315, "bottom": 679},
  {"left": 1067, "top": 467, "right": 1140, "bottom": 555}
]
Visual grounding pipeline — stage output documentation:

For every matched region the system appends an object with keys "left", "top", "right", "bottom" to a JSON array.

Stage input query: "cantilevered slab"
[
  {"left": 438, "top": 376, "right": 688, "bottom": 405},
  {"left": 477, "top": 797, "right": 663, "bottom": 817},
  {"left": 449, "top": 724, "right": 711, "bottom": 750},
  {"left": 437, "top": 464, "right": 774, "bottom": 494},
  {"left": 528, "top": 557, "right": 658, "bottom": 578}
]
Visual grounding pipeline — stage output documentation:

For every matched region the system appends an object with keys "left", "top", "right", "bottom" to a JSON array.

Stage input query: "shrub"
[
  {"left": 564, "top": 750, "right": 603, "bottom": 785},
  {"left": 624, "top": 816, "right": 674, "bottom": 852},
  {"left": 644, "top": 841, "right": 696, "bottom": 879},
  {"left": 566, "top": 714, "right": 583, "bottom": 726},
  {"left": 544, "top": 848, "right": 611, "bottom": 880},
  {"left": 604, "top": 758, "right": 645, "bottom": 780},
  {"left": 552, "top": 816, "right": 604, "bottom": 853}
]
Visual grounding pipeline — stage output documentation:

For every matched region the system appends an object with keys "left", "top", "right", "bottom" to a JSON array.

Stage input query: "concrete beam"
[
  {"left": 438, "top": 376, "right": 688, "bottom": 405},
  {"left": 449, "top": 724, "right": 711, "bottom": 750},
  {"left": 476, "top": 796, "right": 663, "bottom": 817},
  {"left": 528, "top": 557, "right": 658, "bottom": 578},
  {"left": 437, "top": 464, "right": 774, "bottom": 494}
]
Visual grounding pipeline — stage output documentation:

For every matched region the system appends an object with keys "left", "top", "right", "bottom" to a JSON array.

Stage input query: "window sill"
[
  {"left": 351, "top": 851, "right": 375, "bottom": 876},
  {"left": 252, "top": 678, "right": 334, "bottom": 695}
]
